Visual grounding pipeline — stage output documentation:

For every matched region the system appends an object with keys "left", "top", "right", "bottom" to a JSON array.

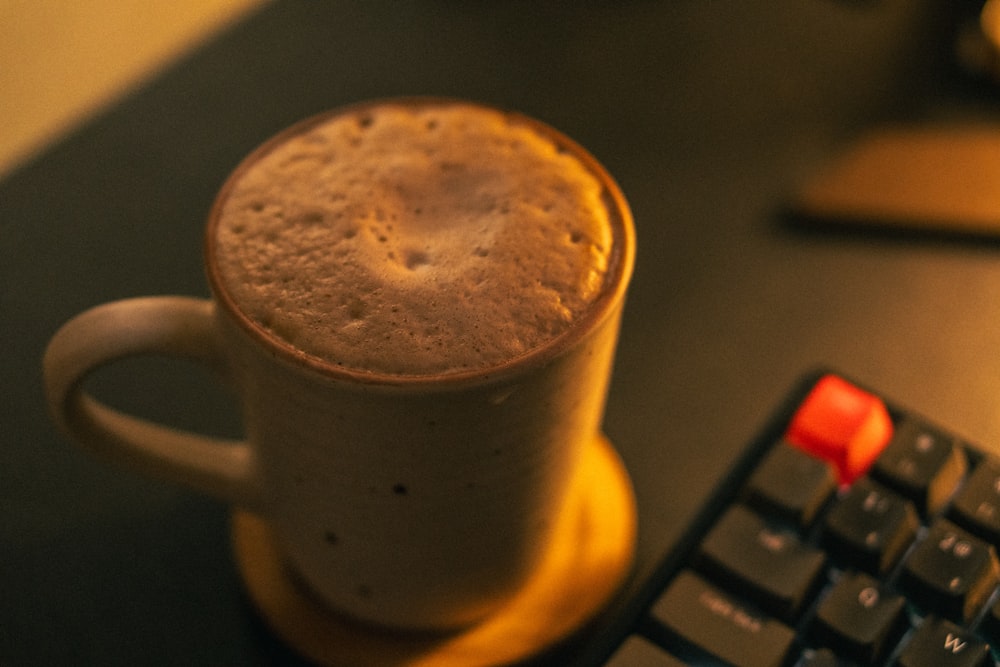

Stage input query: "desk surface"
[{"left": 4, "top": 2, "right": 1000, "bottom": 665}]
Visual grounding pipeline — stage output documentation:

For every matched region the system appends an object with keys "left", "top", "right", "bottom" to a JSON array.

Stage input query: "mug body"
[{"left": 213, "top": 289, "right": 627, "bottom": 629}]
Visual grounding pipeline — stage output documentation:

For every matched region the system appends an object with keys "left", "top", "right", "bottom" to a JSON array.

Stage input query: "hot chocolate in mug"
[{"left": 43, "top": 98, "right": 636, "bottom": 634}]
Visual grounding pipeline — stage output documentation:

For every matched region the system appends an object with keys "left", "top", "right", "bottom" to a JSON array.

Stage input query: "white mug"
[{"left": 43, "top": 99, "right": 636, "bottom": 634}]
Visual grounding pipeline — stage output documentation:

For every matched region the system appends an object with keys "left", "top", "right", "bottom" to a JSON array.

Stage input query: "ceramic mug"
[{"left": 42, "top": 99, "right": 635, "bottom": 632}]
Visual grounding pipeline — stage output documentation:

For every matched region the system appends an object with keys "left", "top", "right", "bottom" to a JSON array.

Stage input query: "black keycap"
[
  {"left": 898, "top": 519, "right": 1000, "bottom": 624},
  {"left": 603, "top": 636, "right": 686, "bottom": 667},
  {"left": 949, "top": 458, "right": 1000, "bottom": 544},
  {"left": 895, "top": 617, "right": 992, "bottom": 667},
  {"left": 871, "top": 417, "right": 967, "bottom": 517},
  {"left": 648, "top": 570, "right": 796, "bottom": 667},
  {"left": 696, "top": 504, "right": 826, "bottom": 621},
  {"left": 821, "top": 477, "right": 919, "bottom": 575},
  {"left": 809, "top": 571, "right": 907, "bottom": 663},
  {"left": 742, "top": 440, "right": 838, "bottom": 530}
]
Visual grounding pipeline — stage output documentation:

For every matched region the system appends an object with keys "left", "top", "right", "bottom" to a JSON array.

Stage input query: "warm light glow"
[
  {"left": 983, "top": 0, "right": 1000, "bottom": 53},
  {"left": 231, "top": 435, "right": 637, "bottom": 666}
]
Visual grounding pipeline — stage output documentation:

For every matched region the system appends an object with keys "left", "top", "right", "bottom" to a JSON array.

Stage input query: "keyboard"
[{"left": 601, "top": 371, "right": 1000, "bottom": 667}]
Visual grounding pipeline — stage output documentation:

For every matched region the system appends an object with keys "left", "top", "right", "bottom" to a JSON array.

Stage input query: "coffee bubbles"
[{"left": 211, "top": 101, "right": 613, "bottom": 377}]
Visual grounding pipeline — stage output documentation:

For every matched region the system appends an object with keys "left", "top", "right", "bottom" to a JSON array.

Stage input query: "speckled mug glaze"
[{"left": 43, "top": 99, "right": 635, "bottom": 632}]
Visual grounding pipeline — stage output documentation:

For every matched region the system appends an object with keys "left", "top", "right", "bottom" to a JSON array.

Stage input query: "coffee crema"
[{"left": 209, "top": 100, "right": 617, "bottom": 377}]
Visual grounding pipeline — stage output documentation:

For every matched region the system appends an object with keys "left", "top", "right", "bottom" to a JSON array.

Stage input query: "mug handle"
[{"left": 43, "top": 296, "right": 261, "bottom": 510}]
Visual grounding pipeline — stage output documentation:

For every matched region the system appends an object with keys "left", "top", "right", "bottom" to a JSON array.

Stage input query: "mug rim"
[{"left": 203, "top": 97, "right": 635, "bottom": 388}]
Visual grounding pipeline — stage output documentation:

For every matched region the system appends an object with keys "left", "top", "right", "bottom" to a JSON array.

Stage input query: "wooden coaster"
[{"left": 231, "top": 435, "right": 637, "bottom": 667}]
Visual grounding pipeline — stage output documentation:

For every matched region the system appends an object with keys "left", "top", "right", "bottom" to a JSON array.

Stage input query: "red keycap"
[{"left": 785, "top": 375, "right": 894, "bottom": 485}]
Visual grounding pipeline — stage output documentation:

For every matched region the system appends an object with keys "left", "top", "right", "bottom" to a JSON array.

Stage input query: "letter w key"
[
  {"left": 896, "top": 617, "right": 991, "bottom": 667},
  {"left": 944, "top": 632, "right": 968, "bottom": 654}
]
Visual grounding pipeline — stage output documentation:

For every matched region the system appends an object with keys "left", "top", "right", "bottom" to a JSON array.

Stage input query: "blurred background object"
[
  {"left": 0, "top": 0, "right": 269, "bottom": 178},
  {"left": 955, "top": 0, "right": 1000, "bottom": 82}
]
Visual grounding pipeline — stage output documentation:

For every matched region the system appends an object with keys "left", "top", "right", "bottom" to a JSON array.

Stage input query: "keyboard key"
[
  {"left": 742, "top": 440, "right": 838, "bottom": 530},
  {"left": 784, "top": 374, "right": 894, "bottom": 484},
  {"left": 698, "top": 505, "right": 826, "bottom": 621},
  {"left": 895, "top": 617, "right": 992, "bottom": 667},
  {"left": 898, "top": 519, "right": 1000, "bottom": 624},
  {"left": 821, "top": 477, "right": 919, "bottom": 574},
  {"left": 809, "top": 571, "right": 907, "bottom": 663},
  {"left": 949, "top": 458, "right": 1000, "bottom": 544},
  {"left": 696, "top": 504, "right": 826, "bottom": 621},
  {"left": 648, "top": 570, "right": 796, "bottom": 667},
  {"left": 871, "top": 417, "right": 967, "bottom": 517},
  {"left": 603, "top": 636, "right": 686, "bottom": 667}
]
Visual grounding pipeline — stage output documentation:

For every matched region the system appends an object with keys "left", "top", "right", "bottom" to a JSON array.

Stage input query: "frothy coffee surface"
[{"left": 212, "top": 101, "right": 613, "bottom": 376}]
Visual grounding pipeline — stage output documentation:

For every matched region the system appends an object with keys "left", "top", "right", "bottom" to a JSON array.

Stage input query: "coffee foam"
[{"left": 212, "top": 102, "right": 613, "bottom": 376}]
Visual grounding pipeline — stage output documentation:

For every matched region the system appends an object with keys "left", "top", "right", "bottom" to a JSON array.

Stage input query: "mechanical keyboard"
[{"left": 601, "top": 371, "right": 1000, "bottom": 667}]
